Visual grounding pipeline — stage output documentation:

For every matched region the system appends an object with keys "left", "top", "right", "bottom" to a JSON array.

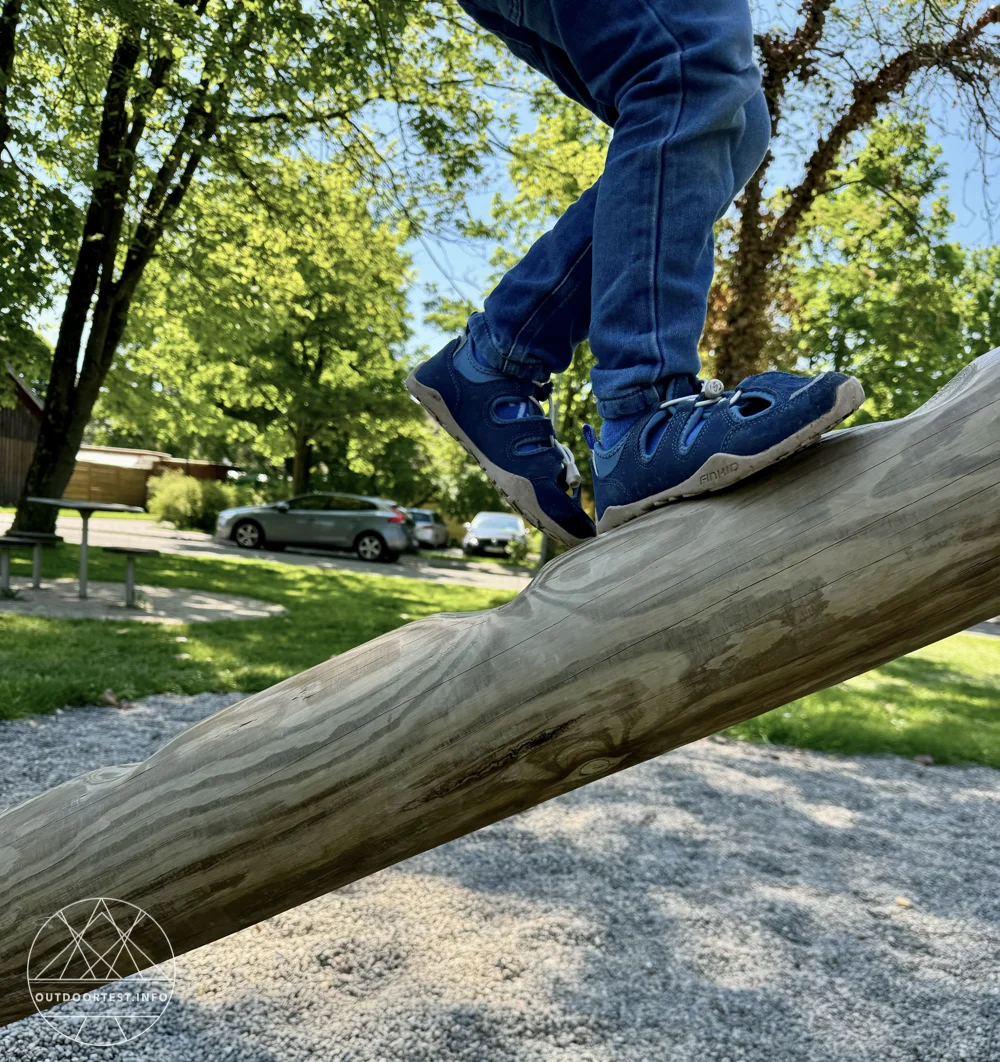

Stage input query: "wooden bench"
[
  {"left": 101, "top": 546, "right": 161, "bottom": 608},
  {"left": 0, "top": 536, "right": 55, "bottom": 592}
]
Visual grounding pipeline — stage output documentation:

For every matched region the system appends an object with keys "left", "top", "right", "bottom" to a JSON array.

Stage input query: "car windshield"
[
  {"left": 411, "top": 512, "right": 432, "bottom": 523},
  {"left": 471, "top": 515, "right": 521, "bottom": 532}
]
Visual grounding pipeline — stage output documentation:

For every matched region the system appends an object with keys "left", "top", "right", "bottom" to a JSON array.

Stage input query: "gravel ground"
[{"left": 1, "top": 693, "right": 998, "bottom": 1062}]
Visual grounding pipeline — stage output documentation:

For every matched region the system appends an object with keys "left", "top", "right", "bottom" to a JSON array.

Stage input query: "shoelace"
[
  {"left": 659, "top": 377, "right": 743, "bottom": 412},
  {"left": 528, "top": 379, "right": 582, "bottom": 490}
]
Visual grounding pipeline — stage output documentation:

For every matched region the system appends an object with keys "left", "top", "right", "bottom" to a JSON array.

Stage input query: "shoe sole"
[
  {"left": 596, "top": 376, "right": 866, "bottom": 535},
  {"left": 405, "top": 369, "right": 591, "bottom": 549}
]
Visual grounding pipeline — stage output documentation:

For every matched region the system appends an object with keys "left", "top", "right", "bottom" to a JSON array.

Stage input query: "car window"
[
  {"left": 288, "top": 494, "right": 330, "bottom": 511},
  {"left": 471, "top": 514, "right": 522, "bottom": 532},
  {"left": 326, "top": 496, "right": 377, "bottom": 511},
  {"left": 412, "top": 512, "right": 431, "bottom": 523},
  {"left": 429, "top": 512, "right": 442, "bottom": 524}
]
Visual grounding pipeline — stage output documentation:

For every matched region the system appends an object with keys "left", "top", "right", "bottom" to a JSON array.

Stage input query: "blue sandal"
[
  {"left": 589, "top": 370, "right": 865, "bottom": 534},
  {"left": 406, "top": 337, "right": 596, "bottom": 547}
]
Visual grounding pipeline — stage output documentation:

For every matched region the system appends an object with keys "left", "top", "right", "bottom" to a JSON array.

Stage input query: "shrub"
[
  {"left": 148, "top": 473, "right": 236, "bottom": 532},
  {"left": 505, "top": 535, "right": 532, "bottom": 567}
]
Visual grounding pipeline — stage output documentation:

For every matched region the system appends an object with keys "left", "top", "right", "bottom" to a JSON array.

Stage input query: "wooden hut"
[
  {"left": 1, "top": 365, "right": 231, "bottom": 508},
  {"left": 0, "top": 364, "right": 43, "bottom": 507}
]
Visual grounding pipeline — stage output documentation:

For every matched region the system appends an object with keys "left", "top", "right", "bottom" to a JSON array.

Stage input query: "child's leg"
[
  {"left": 456, "top": 0, "right": 611, "bottom": 383},
  {"left": 469, "top": 0, "right": 764, "bottom": 423},
  {"left": 409, "top": 0, "right": 863, "bottom": 543},
  {"left": 478, "top": 0, "right": 861, "bottom": 534},
  {"left": 582, "top": 0, "right": 770, "bottom": 423},
  {"left": 404, "top": 0, "right": 612, "bottom": 549},
  {"left": 467, "top": 182, "right": 595, "bottom": 382}
]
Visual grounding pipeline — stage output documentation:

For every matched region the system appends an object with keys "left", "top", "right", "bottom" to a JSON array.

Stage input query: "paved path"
[
  {"left": 0, "top": 515, "right": 530, "bottom": 593},
  {"left": 0, "top": 578, "right": 285, "bottom": 624}
]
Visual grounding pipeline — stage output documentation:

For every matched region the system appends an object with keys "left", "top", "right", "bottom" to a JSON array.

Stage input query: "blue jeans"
[{"left": 459, "top": 0, "right": 771, "bottom": 418}]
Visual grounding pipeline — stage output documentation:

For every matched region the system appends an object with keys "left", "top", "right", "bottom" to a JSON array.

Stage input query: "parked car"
[
  {"left": 462, "top": 511, "right": 527, "bottom": 556},
  {"left": 405, "top": 508, "right": 449, "bottom": 549},
  {"left": 215, "top": 493, "right": 418, "bottom": 562}
]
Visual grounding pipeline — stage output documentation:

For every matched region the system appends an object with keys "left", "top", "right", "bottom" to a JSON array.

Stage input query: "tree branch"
[
  {"left": 755, "top": 0, "right": 837, "bottom": 134},
  {"left": 0, "top": 0, "right": 23, "bottom": 156},
  {"left": 767, "top": 4, "right": 1000, "bottom": 261}
]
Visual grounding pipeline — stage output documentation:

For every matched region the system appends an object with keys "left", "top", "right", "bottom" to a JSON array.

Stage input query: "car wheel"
[
  {"left": 233, "top": 520, "right": 264, "bottom": 549},
  {"left": 355, "top": 532, "right": 387, "bottom": 563}
]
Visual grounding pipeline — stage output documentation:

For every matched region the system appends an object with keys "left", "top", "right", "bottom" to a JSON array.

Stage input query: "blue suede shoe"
[
  {"left": 588, "top": 370, "right": 865, "bottom": 534},
  {"left": 406, "top": 337, "right": 596, "bottom": 547}
]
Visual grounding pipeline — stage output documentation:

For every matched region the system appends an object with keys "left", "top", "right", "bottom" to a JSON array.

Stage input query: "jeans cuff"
[
  {"left": 597, "top": 386, "right": 662, "bottom": 419},
  {"left": 467, "top": 313, "right": 544, "bottom": 381}
]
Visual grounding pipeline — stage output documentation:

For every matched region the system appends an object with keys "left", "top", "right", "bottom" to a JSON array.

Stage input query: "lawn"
[
  {"left": 0, "top": 546, "right": 512, "bottom": 720},
  {"left": 1, "top": 544, "right": 997, "bottom": 768},
  {"left": 726, "top": 632, "right": 1000, "bottom": 767}
]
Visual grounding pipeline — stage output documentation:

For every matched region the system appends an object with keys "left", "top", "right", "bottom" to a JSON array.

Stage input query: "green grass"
[
  {"left": 0, "top": 506, "right": 153, "bottom": 520},
  {"left": 2, "top": 542, "right": 998, "bottom": 768},
  {"left": 728, "top": 633, "right": 1000, "bottom": 767},
  {"left": 0, "top": 545, "right": 512, "bottom": 720}
]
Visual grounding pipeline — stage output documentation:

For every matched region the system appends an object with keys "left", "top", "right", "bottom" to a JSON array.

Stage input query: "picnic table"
[{"left": 27, "top": 498, "right": 145, "bottom": 599}]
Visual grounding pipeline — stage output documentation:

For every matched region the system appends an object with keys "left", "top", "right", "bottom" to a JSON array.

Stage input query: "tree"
[
  {"left": 99, "top": 155, "right": 500, "bottom": 517},
  {"left": 2, "top": 0, "right": 500, "bottom": 532},
  {"left": 777, "top": 118, "right": 976, "bottom": 420},
  {"left": 100, "top": 156, "right": 412, "bottom": 494},
  {"left": 713, "top": 0, "right": 1000, "bottom": 381}
]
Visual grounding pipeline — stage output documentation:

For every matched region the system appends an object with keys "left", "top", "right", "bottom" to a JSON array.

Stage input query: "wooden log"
[{"left": 2, "top": 350, "right": 999, "bottom": 1027}]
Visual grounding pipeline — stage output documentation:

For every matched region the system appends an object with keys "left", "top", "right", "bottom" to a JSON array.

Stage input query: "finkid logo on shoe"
[{"left": 700, "top": 461, "right": 740, "bottom": 487}]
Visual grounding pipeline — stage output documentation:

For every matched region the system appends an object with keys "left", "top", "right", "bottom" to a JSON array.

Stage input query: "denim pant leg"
[
  {"left": 458, "top": 0, "right": 610, "bottom": 381},
  {"left": 459, "top": 0, "right": 770, "bottom": 414},
  {"left": 551, "top": 0, "right": 770, "bottom": 417}
]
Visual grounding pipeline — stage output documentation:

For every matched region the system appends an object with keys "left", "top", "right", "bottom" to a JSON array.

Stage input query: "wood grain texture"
[{"left": 2, "top": 350, "right": 999, "bottom": 1026}]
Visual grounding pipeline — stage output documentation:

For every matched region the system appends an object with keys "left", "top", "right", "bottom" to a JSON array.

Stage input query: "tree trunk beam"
[{"left": 2, "top": 351, "right": 999, "bottom": 1027}]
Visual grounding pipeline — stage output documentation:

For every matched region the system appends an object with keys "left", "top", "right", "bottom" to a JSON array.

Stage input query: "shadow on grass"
[{"left": 0, "top": 545, "right": 512, "bottom": 720}]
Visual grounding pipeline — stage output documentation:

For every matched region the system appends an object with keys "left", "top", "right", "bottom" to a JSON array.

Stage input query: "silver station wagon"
[{"left": 215, "top": 493, "right": 418, "bottom": 563}]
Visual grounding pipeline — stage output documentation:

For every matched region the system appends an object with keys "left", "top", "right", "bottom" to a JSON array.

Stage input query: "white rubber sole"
[
  {"left": 405, "top": 369, "right": 591, "bottom": 549},
  {"left": 596, "top": 376, "right": 866, "bottom": 535}
]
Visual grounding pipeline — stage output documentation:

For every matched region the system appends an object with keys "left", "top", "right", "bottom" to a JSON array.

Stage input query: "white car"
[
  {"left": 461, "top": 512, "right": 527, "bottom": 556},
  {"left": 405, "top": 508, "right": 449, "bottom": 549}
]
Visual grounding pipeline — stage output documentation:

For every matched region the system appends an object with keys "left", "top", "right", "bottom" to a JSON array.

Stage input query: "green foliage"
[
  {"left": 2, "top": 0, "right": 505, "bottom": 345},
  {"left": 778, "top": 118, "right": 997, "bottom": 421},
  {"left": 2, "top": 0, "right": 514, "bottom": 532},
  {"left": 504, "top": 534, "right": 532, "bottom": 567},
  {"left": 98, "top": 155, "right": 414, "bottom": 483},
  {"left": 0, "top": 330, "right": 51, "bottom": 409},
  {"left": 147, "top": 472, "right": 236, "bottom": 533}
]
